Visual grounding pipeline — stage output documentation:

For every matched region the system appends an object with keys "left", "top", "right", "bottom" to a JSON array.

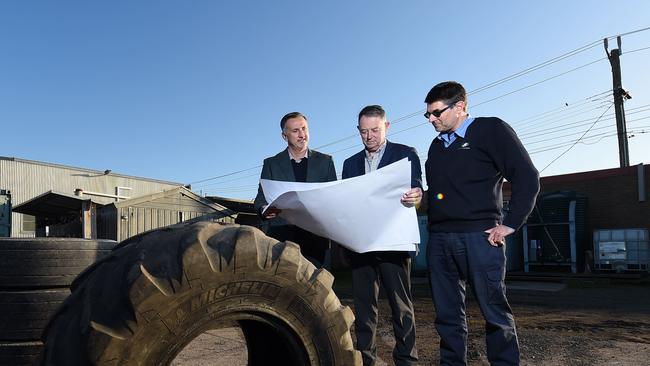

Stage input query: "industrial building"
[
  {"left": 0, "top": 156, "right": 234, "bottom": 240},
  {"left": 504, "top": 163, "right": 649, "bottom": 273}
]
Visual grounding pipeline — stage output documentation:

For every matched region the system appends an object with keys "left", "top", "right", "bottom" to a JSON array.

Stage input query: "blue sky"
[{"left": 2, "top": 1, "right": 649, "bottom": 200}]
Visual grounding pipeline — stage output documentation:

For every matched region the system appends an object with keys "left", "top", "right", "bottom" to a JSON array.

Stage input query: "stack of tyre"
[{"left": 0, "top": 238, "right": 116, "bottom": 365}]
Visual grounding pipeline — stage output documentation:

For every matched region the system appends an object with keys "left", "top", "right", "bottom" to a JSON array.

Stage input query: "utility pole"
[{"left": 604, "top": 36, "right": 631, "bottom": 167}]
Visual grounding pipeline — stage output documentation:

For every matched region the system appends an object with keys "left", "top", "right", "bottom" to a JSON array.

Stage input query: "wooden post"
[
  {"left": 605, "top": 36, "right": 630, "bottom": 167},
  {"left": 81, "top": 201, "right": 97, "bottom": 239}
]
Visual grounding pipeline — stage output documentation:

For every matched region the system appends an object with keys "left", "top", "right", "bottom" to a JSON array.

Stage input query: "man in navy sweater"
[
  {"left": 342, "top": 105, "right": 422, "bottom": 366},
  {"left": 423, "top": 81, "right": 539, "bottom": 366}
]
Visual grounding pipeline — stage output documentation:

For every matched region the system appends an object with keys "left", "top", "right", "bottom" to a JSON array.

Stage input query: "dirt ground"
[{"left": 172, "top": 275, "right": 650, "bottom": 366}]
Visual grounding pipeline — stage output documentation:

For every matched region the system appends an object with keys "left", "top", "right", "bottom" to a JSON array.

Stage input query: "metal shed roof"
[
  {"left": 112, "top": 186, "right": 234, "bottom": 214},
  {"left": 206, "top": 196, "right": 255, "bottom": 214},
  {"left": 0, "top": 156, "right": 184, "bottom": 187},
  {"left": 12, "top": 190, "right": 105, "bottom": 218}
]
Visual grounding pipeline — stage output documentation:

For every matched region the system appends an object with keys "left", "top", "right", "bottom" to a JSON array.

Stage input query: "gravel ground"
[{"left": 171, "top": 276, "right": 650, "bottom": 365}]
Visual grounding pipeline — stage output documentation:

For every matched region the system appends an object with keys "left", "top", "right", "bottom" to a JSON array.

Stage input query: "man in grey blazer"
[{"left": 254, "top": 111, "right": 337, "bottom": 266}]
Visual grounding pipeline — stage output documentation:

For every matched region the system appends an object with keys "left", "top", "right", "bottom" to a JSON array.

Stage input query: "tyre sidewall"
[{"left": 93, "top": 274, "right": 336, "bottom": 365}]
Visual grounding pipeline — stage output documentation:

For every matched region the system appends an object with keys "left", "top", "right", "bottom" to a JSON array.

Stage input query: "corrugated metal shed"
[
  {"left": 97, "top": 186, "right": 236, "bottom": 242},
  {"left": 12, "top": 190, "right": 104, "bottom": 217},
  {"left": 12, "top": 190, "right": 106, "bottom": 238},
  {"left": 0, "top": 156, "right": 183, "bottom": 237}
]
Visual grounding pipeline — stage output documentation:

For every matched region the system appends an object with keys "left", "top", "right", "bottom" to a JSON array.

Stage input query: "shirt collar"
[
  {"left": 288, "top": 148, "right": 309, "bottom": 162},
  {"left": 365, "top": 140, "right": 387, "bottom": 160},
  {"left": 436, "top": 117, "right": 474, "bottom": 141}
]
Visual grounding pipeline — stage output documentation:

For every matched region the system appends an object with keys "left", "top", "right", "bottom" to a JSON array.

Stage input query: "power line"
[
  {"left": 579, "top": 127, "right": 650, "bottom": 145},
  {"left": 528, "top": 124, "right": 650, "bottom": 155},
  {"left": 538, "top": 103, "right": 614, "bottom": 173},
  {"left": 529, "top": 118, "right": 650, "bottom": 153},
  {"left": 325, "top": 120, "right": 431, "bottom": 156},
  {"left": 615, "top": 26, "right": 650, "bottom": 38},
  {"left": 201, "top": 104, "right": 650, "bottom": 192},
  {"left": 201, "top": 106, "right": 648, "bottom": 192},
  {"left": 194, "top": 172, "right": 262, "bottom": 189},
  {"left": 313, "top": 110, "right": 424, "bottom": 151},
  {"left": 193, "top": 44, "right": 612, "bottom": 186},
  {"left": 530, "top": 130, "right": 618, "bottom": 154},
  {"left": 516, "top": 102, "right": 612, "bottom": 134},
  {"left": 191, "top": 165, "right": 261, "bottom": 185},
  {"left": 519, "top": 104, "right": 650, "bottom": 140},
  {"left": 192, "top": 29, "right": 650, "bottom": 187},
  {"left": 524, "top": 113, "right": 650, "bottom": 146},
  {"left": 468, "top": 41, "right": 602, "bottom": 95},
  {"left": 204, "top": 185, "right": 259, "bottom": 193},
  {"left": 470, "top": 57, "right": 606, "bottom": 109},
  {"left": 204, "top": 104, "right": 650, "bottom": 193},
  {"left": 407, "top": 115, "right": 649, "bottom": 160},
  {"left": 510, "top": 90, "right": 611, "bottom": 129},
  {"left": 626, "top": 45, "right": 650, "bottom": 54},
  {"left": 512, "top": 93, "right": 612, "bottom": 132},
  {"left": 198, "top": 118, "right": 433, "bottom": 189}
]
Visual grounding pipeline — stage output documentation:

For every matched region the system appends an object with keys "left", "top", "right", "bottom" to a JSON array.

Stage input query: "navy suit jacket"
[
  {"left": 342, "top": 141, "right": 422, "bottom": 189},
  {"left": 342, "top": 141, "right": 422, "bottom": 257}
]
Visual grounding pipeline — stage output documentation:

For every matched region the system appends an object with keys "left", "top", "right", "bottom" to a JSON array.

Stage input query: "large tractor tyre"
[
  {"left": 0, "top": 341, "right": 43, "bottom": 366},
  {"left": 41, "top": 222, "right": 361, "bottom": 366},
  {"left": 0, "top": 238, "right": 116, "bottom": 288},
  {"left": 0, "top": 289, "right": 69, "bottom": 341}
]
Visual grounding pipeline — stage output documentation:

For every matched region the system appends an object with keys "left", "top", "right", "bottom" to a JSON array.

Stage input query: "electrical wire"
[
  {"left": 193, "top": 28, "right": 650, "bottom": 190},
  {"left": 524, "top": 115, "right": 647, "bottom": 146},
  {"left": 520, "top": 106, "right": 650, "bottom": 143},
  {"left": 204, "top": 113, "right": 650, "bottom": 195},
  {"left": 202, "top": 109, "right": 650, "bottom": 195},
  {"left": 468, "top": 41, "right": 602, "bottom": 95},
  {"left": 513, "top": 94, "right": 613, "bottom": 133},
  {"left": 538, "top": 103, "right": 614, "bottom": 173},
  {"left": 510, "top": 90, "right": 611, "bottom": 128},
  {"left": 516, "top": 103, "right": 612, "bottom": 135},
  {"left": 529, "top": 124, "right": 650, "bottom": 154},
  {"left": 470, "top": 57, "right": 606, "bottom": 109}
]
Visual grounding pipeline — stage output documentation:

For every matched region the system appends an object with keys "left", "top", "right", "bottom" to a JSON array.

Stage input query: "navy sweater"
[{"left": 425, "top": 117, "right": 539, "bottom": 232}]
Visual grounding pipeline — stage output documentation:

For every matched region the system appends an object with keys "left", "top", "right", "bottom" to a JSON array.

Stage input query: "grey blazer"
[
  {"left": 254, "top": 148, "right": 337, "bottom": 215},
  {"left": 253, "top": 149, "right": 337, "bottom": 258}
]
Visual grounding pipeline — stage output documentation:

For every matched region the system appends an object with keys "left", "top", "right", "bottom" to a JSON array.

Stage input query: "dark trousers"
[
  {"left": 351, "top": 251, "right": 418, "bottom": 366},
  {"left": 427, "top": 232, "right": 519, "bottom": 366}
]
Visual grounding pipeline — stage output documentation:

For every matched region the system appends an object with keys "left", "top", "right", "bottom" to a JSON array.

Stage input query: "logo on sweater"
[{"left": 457, "top": 142, "right": 471, "bottom": 150}]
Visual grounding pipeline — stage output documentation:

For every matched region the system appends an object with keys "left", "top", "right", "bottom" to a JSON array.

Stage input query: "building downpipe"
[{"left": 638, "top": 163, "right": 646, "bottom": 202}]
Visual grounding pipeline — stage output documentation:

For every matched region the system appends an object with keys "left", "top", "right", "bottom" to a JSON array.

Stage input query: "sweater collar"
[{"left": 436, "top": 117, "right": 475, "bottom": 142}]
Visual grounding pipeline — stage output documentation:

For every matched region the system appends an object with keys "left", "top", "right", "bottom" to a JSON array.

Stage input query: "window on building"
[{"left": 22, "top": 214, "right": 35, "bottom": 232}]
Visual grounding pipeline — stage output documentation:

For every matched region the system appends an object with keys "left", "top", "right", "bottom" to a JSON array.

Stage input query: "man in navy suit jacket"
[
  {"left": 254, "top": 112, "right": 337, "bottom": 266},
  {"left": 342, "top": 105, "right": 422, "bottom": 366}
]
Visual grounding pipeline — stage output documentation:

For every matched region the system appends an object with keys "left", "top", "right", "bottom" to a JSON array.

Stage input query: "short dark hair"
[
  {"left": 280, "top": 112, "right": 307, "bottom": 131},
  {"left": 424, "top": 81, "right": 467, "bottom": 106},
  {"left": 358, "top": 105, "right": 386, "bottom": 124}
]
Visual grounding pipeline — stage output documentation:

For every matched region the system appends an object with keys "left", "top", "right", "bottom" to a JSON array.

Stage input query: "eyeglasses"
[{"left": 424, "top": 103, "right": 455, "bottom": 119}]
